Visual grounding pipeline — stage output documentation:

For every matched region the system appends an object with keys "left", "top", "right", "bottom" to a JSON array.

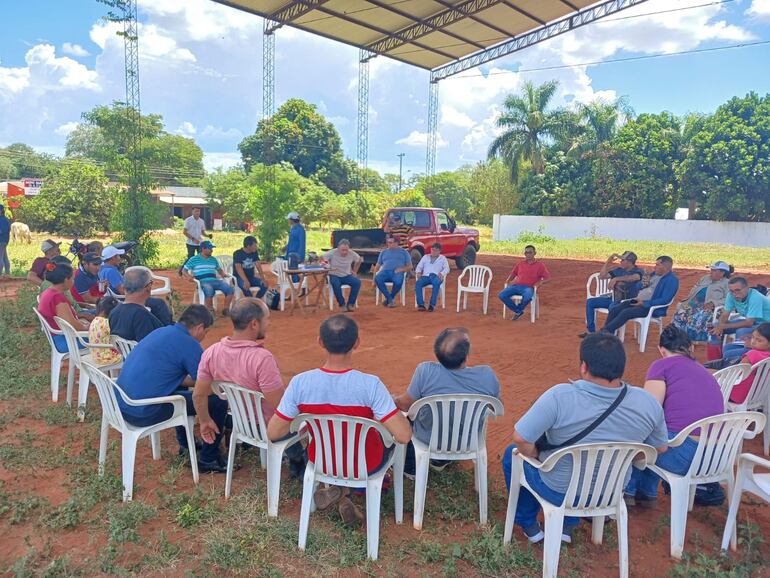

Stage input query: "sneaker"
[
  {"left": 635, "top": 493, "right": 657, "bottom": 509},
  {"left": 198, "top": 458, "right": 231, "bottom": 474},
  {"left": 381, "top": 299, "right": 390, "bottom": 308},
  {"left": 387, "top": 302, "right": 397, "bottom": 308},
  {"left": 429, "top": 460, "right": 450, "bottom": 472},
  {"left": 561, "top": 525, "right": 577, "bottom": 544},
  {"left": 338, "top": 497, "right": 364, "bottom": 526},
  {"left": 511, "top": 311, "right": 524, "bottom": 321},
  {"left": 623, "top": 493, "right": 636, "bottom": 507},
  {"left": 523, "top": 523, "right": 544, "bottom": 543},
  {"left": 428, "top": 305, "right": 435, "bottom": 312},
  {"left": 417, "top": 305, "right": 426, "bottom": 311},
  {"left": 578, "top": 331, "right": 589, "bottom": 338},
  {"left": 345, "top": 304, "right": 355, "bottom": 312}
]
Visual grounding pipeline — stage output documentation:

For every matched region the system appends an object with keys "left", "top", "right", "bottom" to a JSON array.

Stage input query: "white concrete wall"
[{"left": 492, "top": 215, "right": 770, "bottom": 248}]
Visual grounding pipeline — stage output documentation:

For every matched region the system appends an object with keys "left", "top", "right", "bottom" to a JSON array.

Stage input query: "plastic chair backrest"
[
  {"left": 33, "top": 307, "right": 61, "bottom": 348},
  {"left": 586, "top": 273, "right": 611, "bottom": 299},
  {"left": 458, "top": 265, "right": 492, "bottom": 290},
  {"left": 541, "top": 442, "right": 657, "bottom": 512},
  {"left": 211, "top": 381, "right": 268, "bottom": 446},
  {"left": 114, "top": 337, "right": 138, "bottom": 359},
  {"left": 54, "top": 316, "right": 84, "bottom": 366},
  {"left": 407, "top": 394, "right": 503, "bottom": 454},
  {"left": 682, "top": 412, "right": 766, "bottom": 479},
  {"left": 82, "top": 361, "right": 128, "bottom": 431},
  {"left": 290, "top": 413, "right": 395, "bottom": 481},
  {"left": 271, "top": 259, "right": 290, "bottom": 286},
  {"left": 744, "top": 359, "right": 770, "bottom": 409},
  {"left": 217, "top": 255, "right": 233, "bottom": 276},
  {"left": 714, "top": 364, "right": 751, "bottom": 406}
]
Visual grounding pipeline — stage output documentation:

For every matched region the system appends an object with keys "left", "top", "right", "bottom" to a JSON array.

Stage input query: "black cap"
[{"left": 82, "top": 252, "right": 103, "bottom": 264}]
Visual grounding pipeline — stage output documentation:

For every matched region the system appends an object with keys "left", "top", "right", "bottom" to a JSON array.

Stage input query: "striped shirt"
[
  {"left": 389, "top": 224, "right": 413, "bottom": 249},
  {"left": 184, "top": 255, "right": 220, "bottom": 280}
]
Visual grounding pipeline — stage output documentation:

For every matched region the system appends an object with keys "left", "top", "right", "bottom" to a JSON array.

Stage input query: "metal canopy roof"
[{"left": 211, "top": 0, "right": 610, "bottom": 71}]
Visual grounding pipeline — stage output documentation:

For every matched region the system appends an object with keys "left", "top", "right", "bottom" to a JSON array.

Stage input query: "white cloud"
[
  {"left": 747, "top": 0, "right": 770, "bottom": 18},
  {"left": 62, "top": 42, "right": 90, "bottom": 58},
  {"left": 0, "top": 60, "right": 31, "bottom": 99},
  {"left": 203, "top": 152, "right": 242, "bottom": 172},
  {"left": 440, "top": 105, "right": 475, "bottom": 129},
  {"left": 24, "top": 44, "right": 100, "bottom": 91},
  {"left": 137, "top": 0, "right": 261, "bottom": 42},
  {"left": 90, "top": 21, "right": 196, "bottom": 63},
  {"left": 200, "top": 125, "right": 244, "bottom": 140},
  {"left": 54, "top": 121, "right": 80, "bottom": 136},
  {"left": 396, "top": 130, "right": 448, "bottom": 149},
  {"left": 175, "top": 121, "right": 197, "bottom": 136}
]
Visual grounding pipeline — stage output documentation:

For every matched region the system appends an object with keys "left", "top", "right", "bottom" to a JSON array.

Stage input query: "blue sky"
[{"left": 1, "top": 0, "right": 769, "bottom": 177}]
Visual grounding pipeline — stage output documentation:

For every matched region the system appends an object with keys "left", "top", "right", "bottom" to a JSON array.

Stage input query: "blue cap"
[{"left": 201, "top": 240, "right": 215, "bottom": 249}]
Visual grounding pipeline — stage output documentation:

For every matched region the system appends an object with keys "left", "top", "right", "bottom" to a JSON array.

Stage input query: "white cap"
[
  {"left": 102, "top": 246, "right": 126, "bottom": 260},
  {"left": 286, "top": 211, "right": 300, "bottom": 220}
]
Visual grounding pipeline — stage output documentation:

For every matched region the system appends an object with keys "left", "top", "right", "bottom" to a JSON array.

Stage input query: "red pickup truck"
[{"left": 331, "top": 207, "right": 480, "bottom": 273}]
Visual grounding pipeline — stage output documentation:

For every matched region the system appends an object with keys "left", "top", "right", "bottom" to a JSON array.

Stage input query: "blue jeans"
[
  {"left": 586, "top": 296, "right": 614, "bottom": 333},
  {"left": 502, "top": 444, "right": 580, "bottom": 530},
  {"left": 236, "top": 274, "right": 267, "bottom": 298},
  {"left": 329, "top": 274, "right": 361, "bottom": 306},
  {"left": 0, "top": 242, "right": 9, "bottom": 275},
  {"left": 625, "top": 431, "right": 697, "bottom": 499},
  {"left": 499, "top": 285, "right": 534, "bottom": 314},
  {"left": 199, "top": 279, "right": 233, "bottom": 299},
  {"left": 709, "top": 325, "right": 756, "bottom": 360},
  {"left": 122, "top": 389, "right": 228, "bottom": 463},
  {"left": 416, "top": 274, "right": 442, "bottom": 308},
  {"left": 375, "top": 270, "right": 405, "bottom": 303}
]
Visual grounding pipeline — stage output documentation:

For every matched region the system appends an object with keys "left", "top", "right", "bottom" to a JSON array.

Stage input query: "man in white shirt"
[
  {"left": 415, "top": 243, "right": 450, "bottom": 312},
  {"left": 178, "top": 208, "right": 211, "bottom": 275}
]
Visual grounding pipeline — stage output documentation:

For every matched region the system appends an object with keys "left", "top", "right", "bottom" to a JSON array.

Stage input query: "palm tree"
[
  {"left": 566, "top": 97, "right": 634, "bottom": 156},
  {"left": 488, "top": 80, "right": 563, "bottom": 183}
]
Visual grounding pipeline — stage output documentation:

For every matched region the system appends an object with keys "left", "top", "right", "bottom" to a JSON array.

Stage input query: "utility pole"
[{"left": 396, "top": 153, "right": 405, "bottom": 192}]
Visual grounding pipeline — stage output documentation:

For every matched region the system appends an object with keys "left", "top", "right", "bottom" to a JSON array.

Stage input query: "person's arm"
[
  {"left": 511, "top": 428, "right": 538, "bottom": 459},
  {"left": 234, "top": 262, "right": 250, "bottom": 288},
  {"left": 183, "top": 222, "right": 195, "bottom": 243},
  {"left": 393, "top": 391, "right": 416, "bottom": 412},
  {"left": 643, "top": 379, "right": 666, "bottom": 405},
  {"left": 644, "top": 275, "right": 678, "bottom": 308},
  {"left": 193, "top": 375, "right": 218, "bottom": 443},
  {"left": 351, "top": 252, "right": 362, "bottom": 276},
  {"left": 395, "top": 251, "right": 412, "bottom": 274},
  {"left": 414, "top": 256, "right": 426, "bottom": 278},
  {"left": 382, "top": 411, "right": 412, "bottom": 444},
  {"left": 599, "top": 254, "right": 618, "bottom": 279},
  {"left": 27, "top": 270, "right": 43, "bottom": 286},
  {"left": 505, "top": 264, "right": 519, "bottom": 286},
  {"left": 535, "top": 264, "right": 551, "bottom": 288},
  {"left": 439, "top": 257, "right": 450, "bottom": 281},
  {"left": 55, "top": 300, "right": 88, "bottom": 330}
]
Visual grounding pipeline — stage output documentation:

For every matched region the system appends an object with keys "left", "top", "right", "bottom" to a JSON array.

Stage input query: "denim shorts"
[{"left": 200, "top": 279, "right": 233, "bottom": 298}]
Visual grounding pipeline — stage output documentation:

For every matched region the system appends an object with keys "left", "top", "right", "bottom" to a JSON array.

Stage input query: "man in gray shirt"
[
  {"left": 502, "top": 332, "right": 668, "bottom": 544},
  {"left": 324, "top": 239, "right": 362, "bottom": 312},
  {"left": 395, "top": 327, "right": 501, "bottom": 475}
]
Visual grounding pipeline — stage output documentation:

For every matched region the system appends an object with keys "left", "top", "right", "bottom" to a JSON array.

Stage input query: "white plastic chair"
[
  {"left": 456, "top": 265, "right": 492, "bottom": 315},
  {"left": 727, "top": 358, "right": 770, "bottom": 455},
  {"left": 616, "top": 299, "right": 674, "bottom": 353},
  {"left": 81, "top": 361, "right": 199, "bottom": 502},
  {"left": 290, "top": 413, "right": 405, "bottom": 561},
  {"left": 149, "top": 273, "right": 171, "bottom": 299},
  {"left": 413, "top": 277, "right": 446, "bottom": 309},
  {"left": 586, "top": 272, "right": 611, "bottom": 325},
  {"left": 713, "top": 363, "right": 751, "bottom": 410},
  {"left": 114, "top": 337, "right": 138, "bottom": 359},
  {"left": 502, "top": 285, "right": 539, "bottom": 323},
  {"left": 405, "top": 394, "right": 504, "bottom": 530},
  {"left": 55, "top": 316, "right": 122, "bottom": 421},
  {"left": 211, "top": 382, "right": 307, "bottom": 516},
  {"left": 328, "top": 281, "right": 359, "bottom": 311},
  {"left": 375, "top": 278, "right": 407, "bottom": 306},
  {"left": 33, "top": 308, "right": 75, "bottom": 405},
  {"left": 647, "top": 411, "right": 765, "bottom": 558},
  {"left": 270, "top": 259, "right": 308, "bottom": 311},
  {"left": 504, "top": 443, "right": 657, "bottom": 578},
  {"left": 216, "top": 255, "right": 234, "bottom": 276},
  {"left": 721, "top": 453, "right": 770, "bottom": 551}
]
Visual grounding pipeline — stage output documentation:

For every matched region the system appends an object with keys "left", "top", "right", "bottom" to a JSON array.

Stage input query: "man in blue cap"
[{"left": 184, "top": 240, "right": 234, "bottom": 316}]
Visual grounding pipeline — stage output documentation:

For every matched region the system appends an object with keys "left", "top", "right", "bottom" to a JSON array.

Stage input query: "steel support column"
[
  {"left": 357, "top": 49, "right": 372, "bottom": 187},
  {"left": 263, "top": 19, "right": 276, "bottom": 119},
  {"left": 425, "top": 80, "right": 439, "bottom": 177}
]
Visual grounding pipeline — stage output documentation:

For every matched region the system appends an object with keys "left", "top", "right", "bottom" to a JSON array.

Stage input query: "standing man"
[
  {"left": 580, "top": 251, "right": 644, "bottom": 337},
  {"left": 285, "top": 211, "right": 306, "bottom": 285},
  {"left": 27, "top": 239, "right": 62, "bottom": 286},
  {"left": 179, "top": 207, "right": 211, "bottom": 276},
  {"left": 499, "top": 245, "right": 550, "bottom": 321},
  {"left": 388, "top": 213, "right": 413, "bottom": 249},
  {"left": 233, "top": 236, "right": 268, "bottom": 298},
  {"left": 415, "top": 243, "right": 449, "bottom": 312},
  {"left": 184, "top": 240, "right": 234, "bottom": 317},
  {"left": 374, "top": 236, "right": 412, "bottom": 308},
  {"left": 0, "top": 204, "right": 10, "bottom": 278},
  {"left": 324, "top": 239, "right": 362, "bottom": 312}
]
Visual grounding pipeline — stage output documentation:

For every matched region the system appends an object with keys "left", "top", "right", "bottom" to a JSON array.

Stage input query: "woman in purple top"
[{"left": 625, "top": 325, "right": 724, "bottom": 505}]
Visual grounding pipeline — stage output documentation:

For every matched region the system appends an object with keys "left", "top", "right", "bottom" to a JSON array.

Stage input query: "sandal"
[
  {"left": 313, "top": 485, "right": 347, "bottom": 510},
  {"left": 338, "top": 496, "right": 364, "bottom": 526}
]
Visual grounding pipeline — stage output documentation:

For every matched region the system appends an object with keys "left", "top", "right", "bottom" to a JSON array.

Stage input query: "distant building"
[
  {"left": 1, "top": 178, "right": 43, "bottom": 209},
  {"left": 151, "top": 186, "right": 223, "bottom": 229}
]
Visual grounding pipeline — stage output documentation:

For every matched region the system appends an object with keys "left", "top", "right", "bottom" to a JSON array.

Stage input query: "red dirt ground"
[{"left": 2, "top": 254, "right": 769, "bottom": 576}]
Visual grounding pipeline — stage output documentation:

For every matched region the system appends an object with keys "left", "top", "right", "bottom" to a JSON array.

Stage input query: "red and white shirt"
[{"left": 275, "top": 368, "right": 399, "bottom": 475}]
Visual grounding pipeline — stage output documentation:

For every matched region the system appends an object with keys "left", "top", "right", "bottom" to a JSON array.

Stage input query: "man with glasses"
[
  {"left": 708, "top": 276, "right": 770, "bottom": 360},
  {"left": 374, "top": 236, "right": 412, "bottom": 307},
  {"left": 499, "top": 245, "right": 551, "bottom": 321},
  {"left": 580, "top": 251, "right": 644, "bottom": 337}
]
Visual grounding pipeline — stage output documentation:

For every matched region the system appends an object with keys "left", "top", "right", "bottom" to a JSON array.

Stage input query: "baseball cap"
[
  {"left": 201, "top": 240, "right": 216, "bottom": 249},
  {"left": 709, "top": 261, "right": 731, "bottom": 272},
  {"left": 82, "top": 252, "right": 103, "bottom": 265},
  {"left": 102, "top": 246, "right": 126, "bottom": 260},
  {"left": 620, "top": 251, "right": 638, "bottom": 263},
  {"left": 286, "top": 211, "right": 300, "bottom": 220},
  {"left": 40, "top": 239, "right": 61, "bottom": 253}
]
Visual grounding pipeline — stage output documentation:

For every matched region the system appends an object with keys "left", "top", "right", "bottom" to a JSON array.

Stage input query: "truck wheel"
[
  {"left": 455, "top": 245, "right": 477, "bottom": 269},
  {"left": 358, "top": 263, "right": 372, "bottom": 275},
  {"left": 410, "top": 248, "right": 423, "bottom": 269}
]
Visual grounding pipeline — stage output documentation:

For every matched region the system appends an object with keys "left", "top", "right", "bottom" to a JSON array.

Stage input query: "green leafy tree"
[
  {"left": 204, "top": 167, "right": 250, "bottom": 225},
  {"left": 246, "top": 163, "right": 301, "bottom": 259},
  {"left": 517, "top": 150, "right": 594, "bottom": 216},
  {"left": 488, "top": 80, "right": 565, "bottom": 182},
  {"left": 16, "top": 160, "right": 115, "bottom": 235},
  {"left": 392, "top": 188, "right": 431, "bottom": 208},
  {"left": 561, "top": 97, "right": 633, "bottom": 157},
  {"left": 467, "top": 159, "right": 515, "bottom": 224},
  {"left": 313, "top": 153, "right": 388, "bottom": 194},
  {"left": 0, "top": 143, "right": 57, "bottom": 178},
  {"left": 417, "top": 170, "right": 475, "bottom": 222},
  {"left": 678, "top": 93, "right": 770, "bottom": 221},
  {"left": 296, "top": 181, "right": 336, "bottom": 228}
]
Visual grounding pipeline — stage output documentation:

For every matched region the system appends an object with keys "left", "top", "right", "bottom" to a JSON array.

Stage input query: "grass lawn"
[{"left": 4, "top": 226, "right": 768, "bottom": 276}]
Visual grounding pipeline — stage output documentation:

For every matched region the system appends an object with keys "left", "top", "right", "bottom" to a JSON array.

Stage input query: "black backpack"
[{"left": 264, "top": 288, "right": 281, "bottom": 311}]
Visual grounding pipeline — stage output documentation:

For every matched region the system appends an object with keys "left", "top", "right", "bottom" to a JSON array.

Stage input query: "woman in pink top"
[
  {"left": 625, "top": 325, "right": 724, "bottom": 505},
  {"left": 37, "top": 261, "right": 89, "bottom": 353},
  {"left": 729, "top": 323, "right": 770, "bottom": 404}
]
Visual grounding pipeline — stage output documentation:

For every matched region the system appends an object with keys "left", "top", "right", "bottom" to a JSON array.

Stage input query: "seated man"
[
  {"left": 71, "top": 252, "right": 105, "bottom": 305},
  {"left": 184, "top": 240, "right": 234, "bottom": 317},
  {"left": 116, "top": 305, "right": 230, "bottom": 472},
  {"left": 374, "top": 236, "right": 412, "bottom": 308},
  {"left": 98, "top": 245, "right": 127, "bottom": 294},
  {"left": 27, "top": 239, "right": 62, "bottom": 286},
  {"left": 499, "top": 245, "right": 550, "bottom": 321},
  {"left": 580, "top": 251, "right": 644, "bottom": 337},
  {"left": 193, "top": 297, "right": 306, "bottom": 477},
  {"left": 707, "top": 276, "right": 770, "bottom": 361},
  {"left": 233, "top": 236, "right": 268, "bottom": 298},
  {"left": 601, "top": 256, "right": 679, "bottom": 334},
  {"left": 414, "top": 243, "right": 449, "bottom": 312},
  {"left": 267, "top": 315, "right": 411, "bottom": 525},
  {"left": 395, "top": 327, "right": 501, "bottom": 475},
  {"left": 324, "top": 239, "right": 362, "bottom": 312},
  {"left": 502, "top": 333, "right": 668, "bottom": 543},
  {"left": 109, "top": 267, "right": 166, "bottom": 342}
]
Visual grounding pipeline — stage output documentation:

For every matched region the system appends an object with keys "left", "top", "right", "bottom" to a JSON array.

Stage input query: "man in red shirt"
[{"left": 499, "top": 244, "right": 550, "bottom": 321}]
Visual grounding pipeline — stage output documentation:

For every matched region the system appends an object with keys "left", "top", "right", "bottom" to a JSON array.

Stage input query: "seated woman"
[
  {"left": 672, "top": 261, "right": 732, "bottom": 342},
  {"left": 37, "top": 261, "right": 90, "bottom": 352},
  {"left": 728, "top": 323, "right": 770, "bottom": 404},
  {"left": 625, "top": 325, "right": 724, "bottom": 506}
]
